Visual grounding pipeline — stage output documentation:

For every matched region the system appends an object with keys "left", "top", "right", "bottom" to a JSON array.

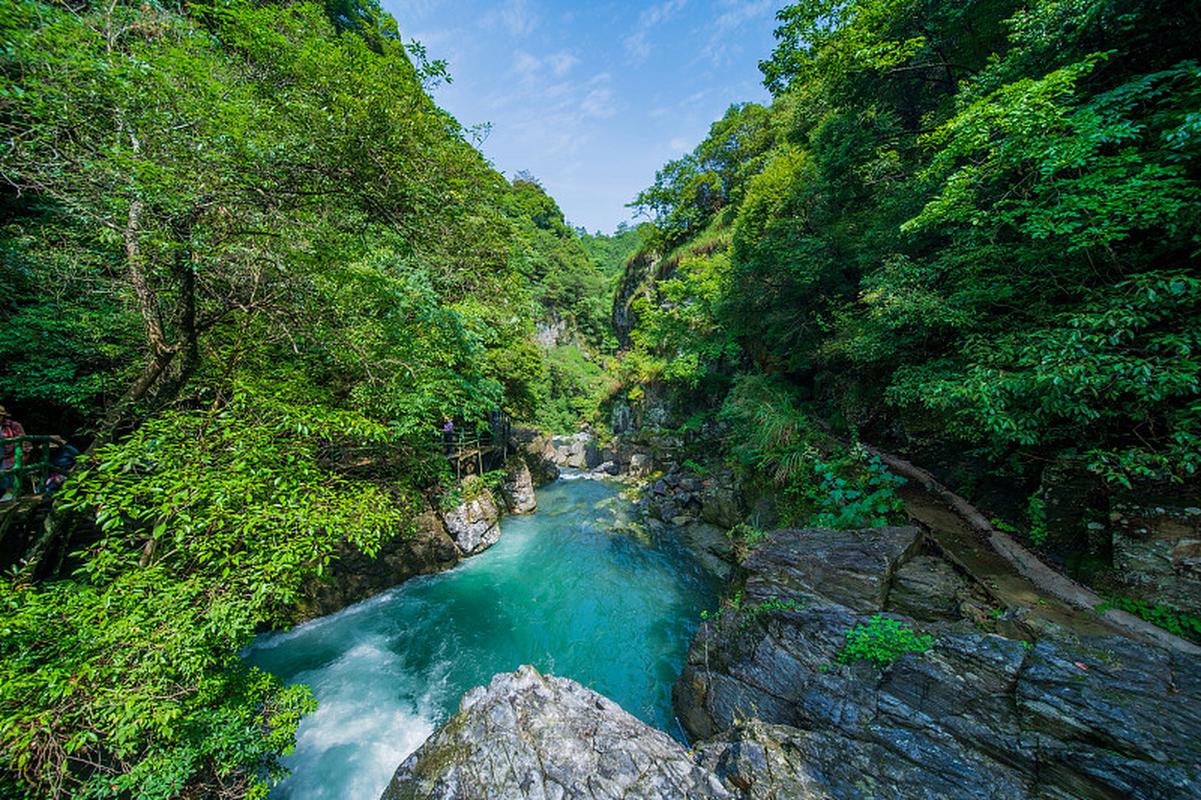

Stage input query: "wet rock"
[
  {"left": 610, "top": 402, "right": 632, "bottom": 435},
  {"left": 501, "top": 459, "right": 537, "bottom": 515},
  {"left": 684, "top": 522, "right": 737, "bottom": 579},
  {"left": 886, "top": 554, "right": 968, "bottom": 621},
  {"left": 1111, "top": 496, "right": 1201, "bottom": 614},
  {"left": 511, "top": 427, "right": 559, "bottom": 486},
  {"left": 747, "top": 496, "right": 779, "bottom": 530},
  {"left": 701, "top": 480, "right": 743, "bottom": 529},
  {"left": 441, "top": 488, "right": 501, "bottom": 555},
  {"left": 740, "top": 526, "right": 922, "bottom": 610},
  {"left": 629, "top": 453, "right": 653, "bottom": 476},
  {"left": 584, "top": 442, "right": 602, "bottom": 469},
  {"left": 549, "top": 432, "right": 603, "bottom": 470},
  {"left": 381, "top": 665, "right": 732, "bottom": 800}
]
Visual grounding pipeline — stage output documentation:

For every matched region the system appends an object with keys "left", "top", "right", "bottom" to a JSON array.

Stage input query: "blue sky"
[{"left": 383, "top": 1, "right": 787, "bottom": 233}]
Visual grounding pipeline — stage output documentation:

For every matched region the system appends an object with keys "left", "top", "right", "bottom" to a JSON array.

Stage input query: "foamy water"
[{"left": 245, "top": 478, "right": 719, "bottom": 799}]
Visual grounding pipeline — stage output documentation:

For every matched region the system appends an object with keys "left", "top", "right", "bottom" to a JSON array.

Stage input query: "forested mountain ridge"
[
  {"left": 0, "top": 1, "right": 606, "bottom": 796},
  {"left": 615, "top": 0, "right": 1200, "bottom": 546}
]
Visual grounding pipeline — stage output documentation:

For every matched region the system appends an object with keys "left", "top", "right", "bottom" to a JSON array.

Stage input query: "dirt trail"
[
  {"left": 889, "top": 473, "right": 1201, "bottom": 655},
  {"left": 900, "top": 485, "right": 1115, "bottom": 637}
]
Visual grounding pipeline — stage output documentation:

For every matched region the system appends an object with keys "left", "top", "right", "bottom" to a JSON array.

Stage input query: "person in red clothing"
[{"left": 0, "top": 405, "right": 29, "bottom": 500}]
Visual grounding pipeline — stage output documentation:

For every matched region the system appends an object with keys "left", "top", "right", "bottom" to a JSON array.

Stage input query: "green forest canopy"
[{"left": 620, "top": 0, "right": 1200, "bottom": 512}]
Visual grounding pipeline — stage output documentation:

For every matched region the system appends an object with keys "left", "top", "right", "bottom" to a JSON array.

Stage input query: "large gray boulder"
[
  {"left": 700, "top": 473, "right": 744, "bottom": 529},
  {"left": 509, "top": 428, "right": 560, "bottom": 486},
  {"left": 885, "top": 554, "right": 969, "bottom": 622},
  {"left": 551, "top": 432, "right": 601, "bottom": 470},
  {"left": 675, "top": 526, "right": 1201, "bottom": 800},
  {"left": 441, "top": 488, "right": 501, "bottom": 555},
  {"left": 500, "top": 459, "right": 537, "bottom": 514},
  {"left": 381, "top": 665, "right": 732, "bottom": 800}
]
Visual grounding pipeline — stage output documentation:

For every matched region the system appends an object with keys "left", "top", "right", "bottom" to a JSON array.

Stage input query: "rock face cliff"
[
  {"left": 294, "top": 510, "right": 460, "bottom": 621},
  {"left": 380, "top": 665, "right": 731, "bottom": 800},
  {"left": 441, "top": 487, "right": 502, "bottom": 556},
  {"left": 676, "top": 526, "right": 1201, "bottom": 800}
]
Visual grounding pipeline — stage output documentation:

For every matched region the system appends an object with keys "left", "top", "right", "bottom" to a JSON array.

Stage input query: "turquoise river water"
[{"left": 246, "top": 474, "right": 721, "bottom": 799}]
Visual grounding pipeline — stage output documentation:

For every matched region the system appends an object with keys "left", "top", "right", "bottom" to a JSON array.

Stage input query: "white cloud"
[
  {"left": 700, "top": 0, "right": 779, "bottom": 66},
  {"left": 496, "top": 0, "right": 537, "bottom": 36},
  {"left": 546, "top": 50, "right": 579, "bottom": 77},
  {"left": 582, "top": 87, "right": 617, "bottom": 119},
  {"left": 669, "top": 136, "right": 692, "bottom": 153},
  {"left": 624, "top": 0, "right": 689, "bottom": 65},
  {"left": 513, "top": 50, "right": 540, "bottom": 77}
]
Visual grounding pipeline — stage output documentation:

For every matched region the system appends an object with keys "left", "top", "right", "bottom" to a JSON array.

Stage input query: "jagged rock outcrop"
[
  {"left": 380, "top": 665, "right": 732, "bottom": 800},
  {"left": 886, "top": 554, "right": 970, "bottom": 622},
  {"left": 294, "top": 510, "right": 459, "bottom": 621},
  {"left": 441, "top": 488, "right": 501, "bottom": 555},
  {"left": 675, "top": 526, "right": 1201, "bottom": 799},
  {"left": 628, "top": 452, "right": 653, "bottom": 476},
  {"left": 700, "top": 474, "right": 744, "bottom": 529},
  {"left": 510, "top": 427, "right": 560, "bottom": 486},
  {"left": 1110, "top": 495, "right": 1201, "bottom": 615},
  {"left": 500, "top": 458, "right": 537, "bottom": 514}
]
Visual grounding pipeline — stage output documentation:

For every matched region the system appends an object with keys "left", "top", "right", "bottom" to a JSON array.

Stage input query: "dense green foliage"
[
  {"left": 578, "top": 222, "right": 648, "bottom": 282},
  {"left": 620, "top": 0, "right": 1201, "bottom": 524},
  {"left": 3, "top": 0, "right": 1199, "bottom": 794},
  {"left": 719, "top": 375, "right": 906, "bottom": 528},
  {"left": 531, "top": 344, "right": 609, "bottom": 434},
  {"left": 0, "top": 1, "right": 596, "bottom": 796},
  {"left": 836, "top": 615, "right": 935, "bottom": 665},
  {"left": 504, "top": 176, "right": 613, "bottom": 349}
]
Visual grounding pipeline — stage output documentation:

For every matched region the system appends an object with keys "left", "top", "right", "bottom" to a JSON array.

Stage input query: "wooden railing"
[
  {"left": 438, "top": 415, "right": 511, "bottom": 478},
  {"left": 1, "top": 435, "right": 56, "bottom": 496}
]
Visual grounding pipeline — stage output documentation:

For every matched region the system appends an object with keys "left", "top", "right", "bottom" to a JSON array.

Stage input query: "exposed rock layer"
[
  {"left": 675, "top": 527, "right": 1201, "bottom": 799},
  {"left": 500, "top": 458, "right": 537, "bottom": 514},
  {"left": 441, "top": 488, "right": 501, "bottom": 555}
]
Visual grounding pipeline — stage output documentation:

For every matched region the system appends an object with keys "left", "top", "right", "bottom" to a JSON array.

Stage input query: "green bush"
[{"left": 836, "top": 615, "right": 935, "bottom": 666}]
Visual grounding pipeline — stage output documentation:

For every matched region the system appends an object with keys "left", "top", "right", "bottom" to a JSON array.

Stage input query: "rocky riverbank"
[
  {"left": 292, "top": 445, "right": 550, "bottom": 621},
  {"left": 380, "top": 522, "right": 1201, "bottom": 799},
  {"left": 380, "top": 666, "right": 730, "bottom": 800}
]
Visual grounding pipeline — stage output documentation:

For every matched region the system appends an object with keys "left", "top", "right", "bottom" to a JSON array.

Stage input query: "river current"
[{"left": 246, "top": 474, "right": 721, "bottom": 799}]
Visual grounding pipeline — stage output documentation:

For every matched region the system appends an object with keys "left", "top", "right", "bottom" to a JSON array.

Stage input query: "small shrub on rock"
[{"left": 836, "top": 615, "right": 935, "bottom": 665}]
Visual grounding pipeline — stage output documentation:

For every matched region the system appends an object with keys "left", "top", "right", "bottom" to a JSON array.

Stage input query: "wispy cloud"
[
  {"left": 485, "top": 0, "right": 537, "bottom": 37},
  {"left": 700, "top": 0, "right": 778, "bottom": 66},
  {"left": 510, "top": 48, "right": 579, "bottom": 80},
  {"left": 624, "top": 0, "right": 689, "bottom": 65},
  {"left": 483, "top": 60, "right": 619, "bottom": 168},
  {"left": 546, "top": 50, "right": 579, "bottom": 77},
  {"left": 582, "top": 86, "right": 616, "bottom": 119}
]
